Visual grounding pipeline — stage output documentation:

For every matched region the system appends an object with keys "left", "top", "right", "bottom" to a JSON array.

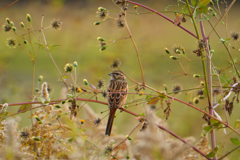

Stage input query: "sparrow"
[{"left": 105, "top": 70, "right": 128, "bottom": 136}]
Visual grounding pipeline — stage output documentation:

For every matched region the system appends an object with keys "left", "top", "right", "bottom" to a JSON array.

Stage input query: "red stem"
[
  {"left": 127, "top": 0, "right": 198, "bottom": 39},
  {"left": 157, "top": 124, "right": 211, "bottom": 159}
]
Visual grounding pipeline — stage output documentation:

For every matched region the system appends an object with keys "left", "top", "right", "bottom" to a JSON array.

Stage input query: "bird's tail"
[{"left": 105, "top": 110, "right": 116, "bottom": 136}]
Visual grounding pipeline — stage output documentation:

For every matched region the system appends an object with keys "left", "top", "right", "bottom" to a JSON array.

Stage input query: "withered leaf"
[
  {"left": 18, "top": 104, "right": 31, "bottom": 113},
  {"left": 147, "top": 97, "right": 160, "bottom": 105}
]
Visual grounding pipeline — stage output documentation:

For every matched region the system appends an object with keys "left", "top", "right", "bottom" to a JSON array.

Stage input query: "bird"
[{"left": 105, "top": 70, "right": 128, "bottom": 136}]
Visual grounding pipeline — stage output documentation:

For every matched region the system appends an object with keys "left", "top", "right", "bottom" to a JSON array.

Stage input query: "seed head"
[
  {"left": 109, "top": 59, "right": 121, "bottom": 69},
  {"left": 83, "top": 79, "right": 89, "bottom": 85},
  {"left": 20, "top": 131, "right": 29, "bottom": 139},
  {"left": 97, "top": 78, "right": 105, "bottom": 88},
  {"left": 20, "top": 22, "right": 25, "bottom": 28},
  {"left": 73, "top": 61, "right": 78, "bottom": 67},
  {"left": 100, "top": 46, "right": 107, "bottom": 51},
  {"left": 165, "top": 48, "right": 170, "bottom": 54},
  {"left": 6, "top": 37, "right": 17, "bottom": 48},
  {"left": 197, "top": 90, "right": 204, "bottom": 96},
  {"left": 9, "top": 21, "right": 14, "bottom": 26},
  {"left": 94, "top": 21, "right": 101, "bottom": 25},
  {"left": 38, "top": 75, "right": 43, "bottom": 82},
  {"left": 172, "top": 44, "right": 183, "bottom": 54},
  {"left": 193, "top": 97, "right": 199, "bottom": 104},
  {"left": 93, "top": 118, "right": 102, "bottom": 126},
  {"left": 51, "top": 19, "right": 62, "bottom": 30},
  {"left": 193, "top": 74, "right": 201, "bottom": 78},
  {"left": 6, "top": 18, "right": 10, "bottom": 24},
  {"left": 64, "top": 63, "right": 74, "bottom": 73},
  {"left": 3, "top": 24, "right": 12, "bottom": 32},
  {"left": 97, "top": 37, "right": 105, "bottom": 41},
  {"left": 96, "top": 7, "right": 109, "bottom": 20},
  {"left": 170, "top": 56, "right": 178, "bottom": 60},
  {"left": 172, "top": 84, "right": 182, "bottom": 94},
  {"left": 101, "top": 90, "right": 107, "bottom": 98},
  {"left": 26, "top": 14, "right": 31, "bottom": 22},
  {"left": 230, "top": 31, "right": 239, "bottom": 41},
  {"left": 12, "top": 27, "right": 17, "bottom": 32},
  {"left": 117, "top": 19, "right": 124, "bottom": 28}
]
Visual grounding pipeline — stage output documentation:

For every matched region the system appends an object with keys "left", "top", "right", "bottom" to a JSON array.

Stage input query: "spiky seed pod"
[
  {"left": 6, "top": 37, "right": 17, "bottom": 48},
  {"left": 51, "top": 19, "right": 62, "bottom": 30},
  {"left": 41, "top": 82, "right": 49, "bottom": 99},
  {"left": 3, "top": 24, "right": 12, "bottom": 32},
  {"left": 64, "top": 63, "right": 74, "bottom": 73}
]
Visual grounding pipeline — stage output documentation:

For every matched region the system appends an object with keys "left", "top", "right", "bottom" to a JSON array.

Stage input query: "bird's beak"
[{"left": 108, "top": 73, "right": 113, "bottom": 76}]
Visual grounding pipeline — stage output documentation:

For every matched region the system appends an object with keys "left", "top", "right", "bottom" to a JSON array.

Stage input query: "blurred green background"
[{"left": 1, "top": 0, "right": 240, "bottom": 158}]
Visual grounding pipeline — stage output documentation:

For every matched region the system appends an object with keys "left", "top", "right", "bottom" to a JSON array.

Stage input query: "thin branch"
[{"left": 127, "top": 0, "right": 198, "bottom": 39}]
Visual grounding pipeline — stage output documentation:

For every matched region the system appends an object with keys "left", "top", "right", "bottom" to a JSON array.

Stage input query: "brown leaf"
[
  {"left": 174, "top": 14, "right": 183, "bottom": 26},
  {"left": 147, "top": 97, "right": 160, "bottom": 105}
]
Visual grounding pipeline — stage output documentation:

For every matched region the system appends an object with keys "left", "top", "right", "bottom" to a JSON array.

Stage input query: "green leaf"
[
  {"left": 230, "top": 138, "right": 240, "bottom": 145},
  {"left": 219, "top": 74, "right": 229, "bottom": 84},
  {"left": 158, "top": 93, "right": 166, "bottom": 98},
  {"left": 202, "top": 125, "right": 213, "bottom": 137},
  {"left": 191, "top": 0, "right": 196, "bottom": 7},
  {"left": 18, "top": 104, "right": 31, "bottom": 113},
  {"left": 206, "top": 145, "right": 218, "bottom": 158},
  {"left": 57, "top": 75, "right": 70, "bottom": 81},
  {"left": 68, "top": 137, "right": 75, "bottom": 143},
  {"left": 198, "top": 0, "right": 210, "bottom": 8},
  {"left": 182, "top": 4, "right": 189, "bottom": 14},
  {"left": 234, "top": 119, "right": 240, "bottom": 129},
  {"left": 210, "top": 119, "right": 219, "bottom": 126}
]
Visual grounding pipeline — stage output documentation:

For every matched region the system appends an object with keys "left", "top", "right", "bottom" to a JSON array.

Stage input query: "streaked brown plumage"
[{"left": 105, "top": 70, "right": 128, "bottom": 136}]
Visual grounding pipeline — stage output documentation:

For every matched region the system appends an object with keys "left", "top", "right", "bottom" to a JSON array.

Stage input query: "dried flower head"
[
  {"left": 109, "top": 59, "right": 121, "bottom": 69},
  {"left": 51, "top": 19, "right": 62, "bottom": 30},
  {"left": 193, "top": 49, "right": 202, "bottom": 57},
  {"left": 6, "top": 37, "right": 17, "bottom": 48},
  {"left": 3, "top": 24, "right": 12, "bottom": 32},
  {"left": 117, "top": 19, "right": 124, "bottom": 28},
  {"left": 193, "top": 97, "right": 199, "bottom": 104},
  {"left": 93, "top": 118, "right": 102, "bottom": 126},
  {"left": 42, "top": 82, "right": 49, "bottom": 99},
  {"left": 96, "top": 7, "right": 109, "bottom": 20},
  {"left": 172, "top": 84, "right": 182, "bottom": 94},
  {"left": 101, "top": 90, "right": 107, "bottom": 98},
  {"left": 64, "top": 63, "right": 74, "bottom": 73},
  {"left": 197, "top": 90, "right": 204, "bottom": 96},
  {"left": 104, "top": 146, "right": 113, "bottom": 155},
  {"left": 97, "top": 78, "right": 105, "bottom": 88},
  {"left": 172, "top": 44, "right": 183, "bottom": 54},
  {"left": 230, "top": 31, "right": 239, "bottom": 41},
  {"left": 20, "top": 131, "right": 29, "bottom": 139}
]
